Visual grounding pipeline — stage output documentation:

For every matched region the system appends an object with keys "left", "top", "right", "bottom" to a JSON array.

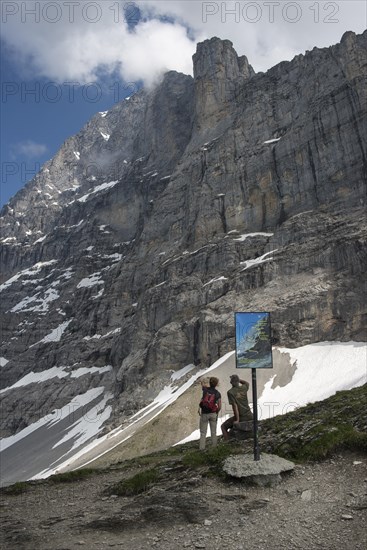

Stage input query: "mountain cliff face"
[{"left": 1, "top": 32, "right": 366, "bottom": 444}]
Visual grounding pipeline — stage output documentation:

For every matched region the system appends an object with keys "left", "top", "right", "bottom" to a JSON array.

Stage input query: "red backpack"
[{"left": 200, "top": 390, "right": 219, "bottom": 413}]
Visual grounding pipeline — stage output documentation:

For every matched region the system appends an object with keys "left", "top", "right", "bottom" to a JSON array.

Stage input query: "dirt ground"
[{"left": 1, "top": 450, "right": 366, "bottom": 550}]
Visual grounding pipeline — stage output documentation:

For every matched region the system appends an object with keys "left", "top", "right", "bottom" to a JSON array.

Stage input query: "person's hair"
[
  {"left": 209, "top": 377, "right": 219, "bottom": 388},
  {"left": 230, "top": 374, "right": 240, "bottom": 385}
]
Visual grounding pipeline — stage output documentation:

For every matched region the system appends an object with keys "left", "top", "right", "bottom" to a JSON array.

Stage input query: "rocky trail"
[{"left": 1, "top": 448, "right": 366, "bottom": 550}]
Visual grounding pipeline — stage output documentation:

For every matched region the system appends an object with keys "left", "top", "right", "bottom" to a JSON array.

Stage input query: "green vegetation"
[
  {"left": 273, "top": 423, "right": 367, "bottom": 462},
  {"left": 1, "top": 481, "right": 30, "bottom": 495},
  {"left": 261, "top": 384, "right": 367, "bottom": 462},
  {"left": 48, "top": 468, "right": 98, "bottom": 483},
  {"left": 109, "top": 468, "right": 160, "bottom": 496},
  {"left": 182, "top": 443, "right": 238, "bottom": 471}
]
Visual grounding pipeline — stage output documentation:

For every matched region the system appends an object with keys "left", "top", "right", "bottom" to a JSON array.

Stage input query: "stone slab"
[{"left": 223, "top": 453, "right": 295, "bottom": 486}]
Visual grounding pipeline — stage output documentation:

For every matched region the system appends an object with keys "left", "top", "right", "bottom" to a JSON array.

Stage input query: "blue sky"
[
  {"left": 1, "top": 1, "right": 147, "bottom": 206},
  {"left": 1, "top": 0, "right": 366, "bottom": 207},
  {"left": 1, "top": 55, "right": 134, "bottom": 206}
]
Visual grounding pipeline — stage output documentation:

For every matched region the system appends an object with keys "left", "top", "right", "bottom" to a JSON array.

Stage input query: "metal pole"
[{"left": 252, "top": 368, "right": 260, "bottom": 461}]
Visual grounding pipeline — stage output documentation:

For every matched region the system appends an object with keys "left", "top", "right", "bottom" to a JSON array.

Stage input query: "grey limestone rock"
[
  {"left": 0, "top": 31, "right": 366, "bottom": 442},
  {"left": 223, "top": 453, "right": 295, "bottom": 486}
]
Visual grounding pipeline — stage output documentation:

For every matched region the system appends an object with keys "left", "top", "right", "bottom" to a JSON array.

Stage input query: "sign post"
[
  {"left": 235, "top": 312, "right": 273, "bottom": 461},
  {"left": 251, "top": 368, "right": 260, "bottom": 461}
]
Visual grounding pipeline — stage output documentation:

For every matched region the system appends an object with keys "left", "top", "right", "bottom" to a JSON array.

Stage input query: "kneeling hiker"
[
  {"left": 198, "top": 377, "right": 221, "bottom": 450},
  {"left": 221, "top": 374, "right": 253, "bottom": 441}
]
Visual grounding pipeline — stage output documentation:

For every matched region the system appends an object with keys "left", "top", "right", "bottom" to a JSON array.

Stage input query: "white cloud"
[
  {"left": 118, "top": 19, "right": 197, "bottom": 86},
  {"left": 10, "top": 140, "right": 48, "bottom": 159},
  {"left": 140, "top": 0, "right": 367, "bottom": 71},
  {"left": 1, "top": 1, "right": 366, "bottom": 85},
  {"left": 1, "top": 1, "right": 197, "bottom": 86}
]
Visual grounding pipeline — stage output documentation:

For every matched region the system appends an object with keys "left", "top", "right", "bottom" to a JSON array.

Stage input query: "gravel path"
[{"left": 1, "top": 451, "right": 366, "bottom": 550}]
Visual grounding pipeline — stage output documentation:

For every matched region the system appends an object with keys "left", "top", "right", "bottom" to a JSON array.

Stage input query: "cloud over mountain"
[
  {"left": 10, "top": 140, "right": 48, "bottom": 160},
  {"left": 2, "top": 0, "right": 366, "bottom": 85}
]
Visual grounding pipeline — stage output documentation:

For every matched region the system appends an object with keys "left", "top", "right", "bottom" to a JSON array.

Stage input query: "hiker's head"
[
  {"left": 209, "top": 377, "right": 219, "bottom": 388},
  {"left": 230, "top": 374, "right": 240, "bottom": 386}
]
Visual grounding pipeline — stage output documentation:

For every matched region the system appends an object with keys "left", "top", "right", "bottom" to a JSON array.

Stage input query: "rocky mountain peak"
[
  {"left": 192, "top": 37, "right": 254, "bottom": 134},
  {"left": 193, "top": 37, "right": 254, "bottom": 82}
]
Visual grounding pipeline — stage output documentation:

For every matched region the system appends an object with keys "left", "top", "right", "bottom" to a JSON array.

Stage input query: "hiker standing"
[
  {"left": 221, "top": 374, "right": 253, "bottom": 440},
  {"left": 198, "top": 377, "right": 221, "bottom": 450}
]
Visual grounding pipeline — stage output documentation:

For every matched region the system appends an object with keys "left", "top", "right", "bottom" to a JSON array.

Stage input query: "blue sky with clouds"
[{"left": 1, "top": 0, "right": 366, "bottom": 206}]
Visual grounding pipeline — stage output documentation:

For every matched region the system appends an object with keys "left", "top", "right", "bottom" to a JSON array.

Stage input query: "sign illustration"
[{"left": 235, "top": 312, "right": 273, "bottom": 369}]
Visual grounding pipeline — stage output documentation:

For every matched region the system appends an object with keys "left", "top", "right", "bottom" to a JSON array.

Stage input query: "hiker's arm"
[
  {"left": 198, "top": 392, "right": 203, "bottom": 415},
  {"left": 232, "top": 403, "right": 240, "bottom": 423},
  {"left": 217, "top": 398, "right": 222, "bottom": 413},
  {"left": 239, "top": 380, "right": 249, "bottom": 390}
]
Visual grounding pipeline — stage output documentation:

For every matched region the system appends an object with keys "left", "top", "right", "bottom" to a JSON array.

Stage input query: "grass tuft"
[
  {"left": 261, "top": 384, "right": 367, "bottom": 463},
  {"left": 109, "top": 468, "right": 160, "bottom": 496},
  {"left": 1, "top": 481, "right": 30, "bottom": 495},
  {"left": 275, "top": 424, "right": 367, "bottom": 462},
  {"left": 48, "top": 468, "right": 98, "bottom": 483},
  {"left": 182, "top": 443, "right": 238, "bottom": 472}
]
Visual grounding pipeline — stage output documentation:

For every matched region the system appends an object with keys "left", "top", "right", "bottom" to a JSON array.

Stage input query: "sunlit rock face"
[{"left": 0, "top": 31, "right": 366, "bottom": 442}]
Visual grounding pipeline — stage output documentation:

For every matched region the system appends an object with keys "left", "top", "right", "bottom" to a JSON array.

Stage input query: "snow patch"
[
  {"left": 263, "top": 138, "right": 281, "bottom": 144},
  {"left": 240, "top": 250, "right": 277, "bottom": 271},
  {"left": 153, "top": 281, "right": 166, "bottom": 289},
  {"left": 68, "top": 219, "right": 84, "bottom": 229},
  {"left": 77, "top": 181, "right": 118, "bottom": 203},
  {"left": 102, "top": 253, "right": 123, "bottom": 262},
  {"left": 234, "top": 232, "right": 274, "bottom": 242},
  {"left": 92, "top": 288, "right": 104, "bottom": 300},
  {"left": 0, "top": 260, "right": 58, "bottom": 293},
  {"left": 70, "top": 365, "right": 113, "bottom": 378},
  {"left": 0, "top": 357, "right": 9, "bottom": 367},
  {"left": 30, "top": 320, "right": 72, "bottom": 347},
  {"left": 60, "top": 268, "right": 74, "bottom": 280},
  {"left": 0, "top": 387, "right": 107, "bottom": 454},
  {"left": 0, "top": 367, "right": 69, "bottom": 393},
  {"left": 171, "top": 364, "right": 195, "bottom": 381},
  {"left": 52, "top": 391, "right": 113, "bottom": 452},
  {"left": 10, "top": 286, "right": 60, "bottom": 313},
  {"left": 83, "top": 328, "right": 121, "bottom": 340},
  {"left": 1, "top": 237, "right": 17, "bottom": 244},
  {"left": 0, "top": 365, "right": 113, "bottom": 394},
  {"left": 34, "top": 235, "right": 47, "bottom": 244},
  {"left": 77, "top": 273, "right": 103, "bottom": 288},
  {"left": 259, "top": 342, "right": 367, "bottom": 418},
  {"left": 203, "top": 276, "right": 228, "bottom": 287}
]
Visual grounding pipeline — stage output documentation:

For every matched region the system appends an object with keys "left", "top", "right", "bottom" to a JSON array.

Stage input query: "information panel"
[{"left": 235, "top": 312, "right": 273, "bottom": 369}]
